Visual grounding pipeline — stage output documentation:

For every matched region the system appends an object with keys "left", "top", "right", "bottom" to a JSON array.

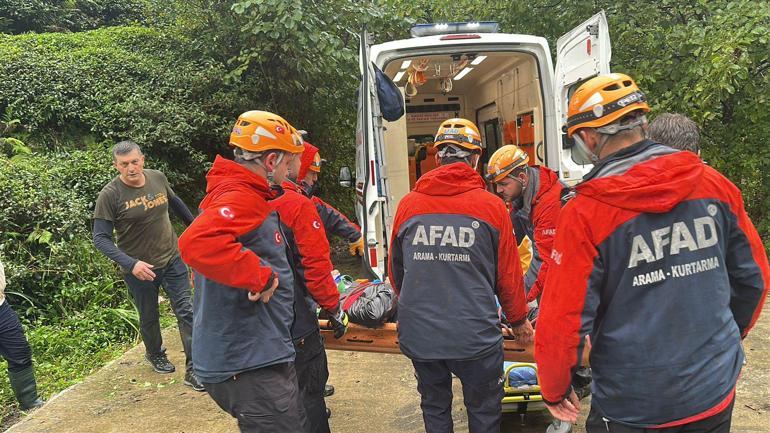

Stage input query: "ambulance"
[{"left": 344, "top": 12, "right": 611, "bottom": 279}]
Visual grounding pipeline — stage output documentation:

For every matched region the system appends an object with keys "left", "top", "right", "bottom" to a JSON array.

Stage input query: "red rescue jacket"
[
  {"left": 511, "top": 166, "right": 564, "bottom": 302},
  {"left": 535, "top": 141, "right": 769, "bottom": 427},
  {"left": 388, "top": 162, "right": 528, "bottom": 360},
  {"left": 272, "top": 181, "right": 339, "bottom": 312}
]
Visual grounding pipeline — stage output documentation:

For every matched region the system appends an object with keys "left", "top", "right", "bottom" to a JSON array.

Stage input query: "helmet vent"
[{"left": 603, "top": 83, "right": 621, "bottom": 91}]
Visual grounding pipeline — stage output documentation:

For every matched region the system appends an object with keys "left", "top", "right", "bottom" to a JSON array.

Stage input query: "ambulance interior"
[{"left": 380, "top": 51, "right": 545, "bottom": 205}]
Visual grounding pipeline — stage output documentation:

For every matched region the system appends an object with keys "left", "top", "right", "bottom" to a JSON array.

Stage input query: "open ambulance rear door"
[
  {"left": 356, "top": 29, "right": 392, "bottom": 279},
  {"left": 554, "top": 11, "right": 611, "bottom": 183}
]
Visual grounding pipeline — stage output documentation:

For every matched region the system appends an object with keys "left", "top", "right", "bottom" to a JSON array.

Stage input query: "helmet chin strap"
[
  {"left": 582, "top": 115, "right": 647, "bottom": 162},
  {"left": 508, "top": 173, "right": 527, "bottom": 194},
  {"left": 573, "top": 134, "right": 600, "bottom": 164},
  {"left": 593, "top": 133, "right": 611, "bottom": 162}
]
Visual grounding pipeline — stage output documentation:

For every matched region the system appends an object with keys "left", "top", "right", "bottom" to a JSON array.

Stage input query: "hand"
[
  {"left": 583, "top": 335, "right": 592, "bottom": 364},
  {"left": 509, "top": 319, "right": 534, "bottom": 344},
  {"left": 545, "top": 389, "right": 581, "bottom": 423},
  {"left": 349, "top": 238, "right": 365, "bottom": 256},
  {"left": 132, "top": 261, "right": 156, "bottom": 281},
  {"left": 328, "top": 308, "right": 349, "bottom": 339},
  {"left": 248, "top": 276, "right": 279, "bottom": 303}
]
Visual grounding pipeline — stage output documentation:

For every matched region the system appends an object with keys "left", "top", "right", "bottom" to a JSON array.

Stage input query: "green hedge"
[{"left": 0, "top": 26, "right": 256, "bottom": 203}]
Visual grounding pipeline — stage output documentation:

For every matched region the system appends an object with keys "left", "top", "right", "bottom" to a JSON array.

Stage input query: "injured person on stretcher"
[{"left": 318, "top": 278, "right": 545, "bottom": 363}]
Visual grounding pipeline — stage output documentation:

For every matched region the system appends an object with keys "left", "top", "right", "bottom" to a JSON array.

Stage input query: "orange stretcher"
[{"left": 318, "top": 320, "right": 535, "bottom": 362}]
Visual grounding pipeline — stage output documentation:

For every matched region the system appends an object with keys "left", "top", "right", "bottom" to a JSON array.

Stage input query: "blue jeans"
[
  {"left": 0, "top": 301, "right": 33, "bottom": 373},
  {"left": 124, "top": 255, "right": 193, "bottom": 371},
  {"left": 412, "top": 346, "right": 504, "bottom": 433}
]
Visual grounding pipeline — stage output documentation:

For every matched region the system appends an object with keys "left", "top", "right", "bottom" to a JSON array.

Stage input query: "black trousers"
[
  {"left": 411, "top": 346, "right": 504, "bottom": 433},
  {"left": 294, "top": 330, "right": 331, "bottom": 433},
  {"left": 204, "top": 362, "right": 307, "bottom": 433},
  {"left": 123, "top": 255, "right": 193, "bottom": 371},
  {"left": 0, "top": 301, "right": 33, "bottom": 373},
  {"left": 586, "top": 397, "right": 735, "bottom": 433}
]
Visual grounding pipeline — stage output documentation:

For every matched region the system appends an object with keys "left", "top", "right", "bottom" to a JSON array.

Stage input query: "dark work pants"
[
  {"left": 412, "top": 346, "right": 504, "bottom": 433},
  {"left": 294, "top": 330, "right": 331, "bottom": 433},
  {"left": 124, "top": 255, "right": 193, "bottom": 371},
  {"left": 0, "top": 301, "right": 33, "bottom": 373},
  {"left": 204, "top": 362, "right": 307, "bottom": 433},
  {"left": 586, "top": 397, "right": 735, "bottom": 433}
]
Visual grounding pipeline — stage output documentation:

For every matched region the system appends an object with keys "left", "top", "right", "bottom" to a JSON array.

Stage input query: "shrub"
[{"left": 0, "top": 26, "right": 254, "bottom": 203}]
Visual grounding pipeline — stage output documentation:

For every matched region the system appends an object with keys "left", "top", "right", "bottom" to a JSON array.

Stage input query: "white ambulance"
[{"left": 344, "top": 12, "right": 611, "bottom": 278}]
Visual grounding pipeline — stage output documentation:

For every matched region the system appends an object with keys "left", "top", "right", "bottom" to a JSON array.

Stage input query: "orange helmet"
[
  {"left": 433, "top": 118, "right": 482, "bottom": 152},
  {"left": 566, "top": 73, "right": 650, "bottom": 137},
  {"left": 229, "top": 110, "right": 304, "bottom": 154},
  {"left": 485, "top": 145, "right": 530, "bottom": 182},
  {"left": 309, "top": 151, "right": 322, "bottom": 173}
]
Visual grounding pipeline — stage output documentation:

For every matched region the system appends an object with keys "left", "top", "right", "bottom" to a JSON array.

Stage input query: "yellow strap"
[{"left": 518, "top": 235, "right": 533, "bottom": 276}]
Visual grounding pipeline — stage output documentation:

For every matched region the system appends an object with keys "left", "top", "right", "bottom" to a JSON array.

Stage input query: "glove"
[
  {"left": 349, "top": 237, "right": 365, "bottom": 256},
  {"left": 328, "top": 308, "right": 349, "bottom": 339}
]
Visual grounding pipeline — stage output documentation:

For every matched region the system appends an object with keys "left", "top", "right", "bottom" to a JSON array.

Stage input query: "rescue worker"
[
  {"left": 535, "top": 73, "right": 770, "bottom": 431},
  {"left": 485, "top": 144, "right": 564, "bottom": 304},
  {"left": 295, "top": 142, "right": 344, "bottom": 400},
  {"left": 648, "top": 112, "right": 700, "bottom": 155},
  {"left": 178, "top": 111, "right": 307, "bottom": 432},
  {"left": 296, "top": 135, "right": 364, "bottom": 257},
  {"left": 271, "top": 143, "right": 349, "bottom": 433},
  {"left": 388, "top": 118, "right": 533, "bottom": 433}
]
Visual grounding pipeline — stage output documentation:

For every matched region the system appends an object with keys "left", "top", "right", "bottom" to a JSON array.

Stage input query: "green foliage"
[
  {"left": 0, "top": 0, "right": 146, "bottom": 34},
  {"left": 0, "top": 26, "right": 253, "bottom": 201},
  {"left": 0, "top": 149, "right": 122, "bottom": 319}
]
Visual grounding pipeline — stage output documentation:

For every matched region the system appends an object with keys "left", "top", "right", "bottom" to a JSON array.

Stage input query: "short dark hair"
[
  {"left": 648, "top": 113, "right": 700, "bottom": 153},
  {"left": 112, "top": 140, "right": 142, "bottom": 160}
]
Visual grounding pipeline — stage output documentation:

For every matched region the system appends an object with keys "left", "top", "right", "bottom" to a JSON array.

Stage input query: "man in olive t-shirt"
[{"left": 92, "top": 140, "right": 203, "bottom": 391}]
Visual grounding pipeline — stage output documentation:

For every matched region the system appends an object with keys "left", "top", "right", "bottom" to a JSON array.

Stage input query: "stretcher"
[{"left": 318, "top": 320, "right": 535, "bottom": 361}]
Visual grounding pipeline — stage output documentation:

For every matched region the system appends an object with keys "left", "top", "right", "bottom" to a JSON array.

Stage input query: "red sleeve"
[
  {"left": 722, "top": 181, "right": 770, "bottom": 338},
  {"left": 526, "top": 194, "right": 560, "bottom": 302},
  {"left": 495, "top": 200, "right": 528, "bottom": 325},
  {"left": 535, "top": 205, "right": 599, "bottom": 404},
  {"left": 290, "top": 198, "right": 341, "bottom": 312},
  {"left": 178, "top": 193, "right": 274, "bottom": 292}
]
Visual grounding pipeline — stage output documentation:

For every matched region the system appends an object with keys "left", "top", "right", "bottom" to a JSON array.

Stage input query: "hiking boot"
[
  {"left": 323, "top": 384, "right": 335, "bottom": 397},
  {"left": 326, "top": 407, "right": 332, "bottom": 419},
  {"left": 9, "top": 366, "right": 45, "bottom": 410},
  {"left": 145, "top": 353, "right": 175, "bottom": 374},
  {"left": 184, "top": 371, "right": 205, "bottom": 392}
]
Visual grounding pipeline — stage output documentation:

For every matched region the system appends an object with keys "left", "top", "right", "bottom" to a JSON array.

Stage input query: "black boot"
[{"left": 8, "top": 366, "right": 44, "bottom": 410}]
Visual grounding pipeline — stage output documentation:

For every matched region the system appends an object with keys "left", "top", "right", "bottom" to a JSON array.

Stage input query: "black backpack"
[{"left": 373, "top": 63, "right": 405, "bottom": 122}]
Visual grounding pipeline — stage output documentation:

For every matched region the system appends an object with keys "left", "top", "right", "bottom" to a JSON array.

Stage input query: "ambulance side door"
[
  {"left": 554, "top": 11, "right": 611, "bottom": 183},
  {"left": 356, "top": 29, "right": 387, "bottom": 279}
]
